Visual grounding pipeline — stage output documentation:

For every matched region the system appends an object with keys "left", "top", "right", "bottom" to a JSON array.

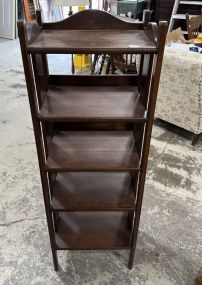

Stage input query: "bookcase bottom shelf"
[{"left": 55, "top": 212, "right": 132, "bottom": 250}]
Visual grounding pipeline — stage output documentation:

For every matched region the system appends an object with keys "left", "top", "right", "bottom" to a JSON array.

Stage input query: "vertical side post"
[
  {"left": 142, "top": 10, "right": 151, "bottom": 26},
  {"left": 36, "top": 9, "right": 43, "bottom": 26},
  {"left": 128, "top": 21, "right": 168, "bottom": 269},
  {"left": 17, "top": 20, "right": 59, "bottom": 271}
]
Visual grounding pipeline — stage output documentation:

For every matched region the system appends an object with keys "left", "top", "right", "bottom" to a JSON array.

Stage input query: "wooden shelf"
[
  {"left": 28, "top": 29, "right": 157, "bottom": 54},
  {"left": 46, "top": 131, "right": 140, "bottom": 172},
  {"left": 18, "top": 8, "right": 167, "bottom": 270},
  {"left": 39, "top": 85, "right": 146, "bottom": 122},
  {"left": 51, "top": 172, "right": 136, "bottom": 211},
  {"left": 55, "top": 212, "right": 132, "bottom": 249}
]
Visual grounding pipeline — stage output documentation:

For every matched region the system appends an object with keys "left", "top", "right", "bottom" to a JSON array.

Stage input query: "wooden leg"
[
  {"left": 111, "top": 56, "right": 116, "bottom": 74},
  {"left": 98, "top": 54, "right": 106, "bottom": 75},
  {"left": 192, "top": 133, "right": 200, "bottom": 146},
  {"left": 53, "top": 212, "right": 59, "bottom": 232},
  {"left": 195, "top": 268, "right": 202, "bottom": 285},
  {"left": 127, "top": 172, "right": 138, "bottom": 231},
  {"left": 127, "top": 210, "right": 134, "bottom": 231},
  {"left": 91, "top": 54, "right": 99, "bottom": 74},
  {"left": 128, "top": 215, "right": 140, "bottom": 269},
  {"left": 71, "top": 54, "right": 75, "bottom": 75},
  {"left": 52, "top": 249, "right": 59, "bottom": 271},
  {"left": 128, "top": 168, "right": 146, "bottom": 270},
  {"left": 105, "top": 57, "right": 111, "bottom": 74},
  {"left": 69, "top": 6, "right": 73, "bottom": 16}
]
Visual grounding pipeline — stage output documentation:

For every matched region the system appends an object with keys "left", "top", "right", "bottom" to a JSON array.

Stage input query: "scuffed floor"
[{"left": 0, "top": 39, "right": 202, "bottom": 285}]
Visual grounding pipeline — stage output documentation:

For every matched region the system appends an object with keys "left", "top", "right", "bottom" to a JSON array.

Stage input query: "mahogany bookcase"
[{"left": 18, "top": 9, "right": 167, "bottom": 270}]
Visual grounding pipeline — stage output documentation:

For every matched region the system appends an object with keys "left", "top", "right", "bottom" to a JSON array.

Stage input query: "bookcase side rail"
[
  {"left": 128, "top": 21, "right": 168, "bottom": 269},
  {"left": 17, "top": 20, "right": 59, "bottom": 270}
]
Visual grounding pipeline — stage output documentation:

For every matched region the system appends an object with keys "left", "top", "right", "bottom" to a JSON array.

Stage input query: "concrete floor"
[{"left": 0, "top": 39, "right": 202, "bottom": 285}]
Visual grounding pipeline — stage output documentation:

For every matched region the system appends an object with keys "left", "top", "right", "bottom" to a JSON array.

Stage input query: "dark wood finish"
[
  {"left": 28, "top": 29, "right": 158, "bottom": 54},
  {"left": 49, "top": 74, "right": 138, "bottom": 86},
  {"left": 17, "top": 20, "right": 59, "bottom": 270},
  {"left": 36, "top": 9, "right": 43, "bottom": 26},
  {"left": 51, "top": 172, "right": 136, "bottom": 211},
  {"left": 41, "top": 8, "right": 145, "bottom": 30},
  {"left": 54, "top": 122, "right": 132, "bottom": 131},
  {"left": 25, "top": 9, "right": 158, "bottom": 54},
  {"left": 192, "top": 133, "right": 201, "bottom": 145},
  {"left": 46, "top": 131, "right": 140, "bottom": 172},
  {"left": 39, "top": 84, "right": 146, "bottom": 122},
  {"left": 128, "top": 21, "right": 168, "bottom": 269},
  {"left": 31, "top": 53, "right": 49, "bottom": 108},
  {"left": 154, "top": 0, "right": 175, "bottom": 23},
  {"left": 18, "top": 9, "right": 167, "bottom": 271},
  {"left": 154, "top": 0, "right": 202, "bottom": 24},
  {"left": 55, "top": 212, "right": 131, "bottom": 249}
]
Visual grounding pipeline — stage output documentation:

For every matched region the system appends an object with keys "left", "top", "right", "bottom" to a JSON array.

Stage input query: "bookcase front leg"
[
  {"left": 127, "top": 171, "right": 139, "bottom": 231},
  {"left": 34, "top": 122, "right": 59, "bottom": 271},
  {"left": 128, "top": 168, "right": 146, "bottom": 269},
  {"left": 18, "top": 22, "right": 59, "bottom": 271},
  {"left": 52, "top": 247, "right": 59, "bottom": 271},
  {"left": 129, "top": 22, "right": 168, "bottom": 269}
]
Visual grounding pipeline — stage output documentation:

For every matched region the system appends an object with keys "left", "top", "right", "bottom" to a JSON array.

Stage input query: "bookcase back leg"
[
  {"left": 128, "top": 22, "right": 168, "bottom": 270},
  {"left": 138, "top": 54, "right": 154, "bottom": 108},
  {"left": 127, "top": 172, "right": 139, "bottom": 231},
  {"left": 32, "top": 54, "right": 49, "bottom": 108},
  {"left": 127, "top": 123, "right": 145, "bottom": 243}
]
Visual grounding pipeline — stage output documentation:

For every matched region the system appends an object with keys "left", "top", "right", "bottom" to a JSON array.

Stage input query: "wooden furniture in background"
[
  {"left": 168, "top": 0, "right": 202, "bottom": 33},
  {"left": 91, "top": 9, "right": 151, "bottom": 75},
  {"left": 153, "top": 0, "right": 202, "bottom": 30},
  {"left": 153, "top": 0, "right": 174, "bottom": 22},
  {"left": 18, "top": 9, "right": 167, "bottom": 270},
  {"left": 186, "top": 11, "right": 202, "bottom": 39},
  {"left": 21, "top": 0, "right": 40, "bottom": 21}
]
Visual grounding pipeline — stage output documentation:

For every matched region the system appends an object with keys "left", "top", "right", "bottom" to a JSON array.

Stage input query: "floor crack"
[
  {"left": 149, "top": 226, "right": 185, "bottom": 285},
  {"left": 0, "top": 216, "right": 45, "bottom": 227}
]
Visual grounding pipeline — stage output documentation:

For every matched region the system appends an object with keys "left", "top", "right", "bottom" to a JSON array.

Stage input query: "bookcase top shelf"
[
  {"left": 28, "top": 29, "right": 158, "bottom": 54},
  {"left": 23, "top": 9, "right": 160, "bottom": 54}
]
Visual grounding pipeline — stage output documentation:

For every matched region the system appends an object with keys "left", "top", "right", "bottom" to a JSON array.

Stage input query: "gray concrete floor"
[{"left": 0, "top": 39, "right": 202, "bottom": 285}]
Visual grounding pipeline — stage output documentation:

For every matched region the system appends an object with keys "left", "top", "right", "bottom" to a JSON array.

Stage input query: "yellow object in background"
[
  {"left": 194, "top": 34, "right": 202, "bottom": 45},
  {"left": 197, "top": 33, "right": 202, "bottom": 39},
  {"left": 74, "top": 54, "right": 89, "bottom": 68},
  {"left": 194, "top": 38, "right": 202, "bottom": 45},
  {"left": 78, "top": 5, "right": 86, "bottom": 12},
  {"left": 73, "top": 5, "right": 89, "bottom": 68}
]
